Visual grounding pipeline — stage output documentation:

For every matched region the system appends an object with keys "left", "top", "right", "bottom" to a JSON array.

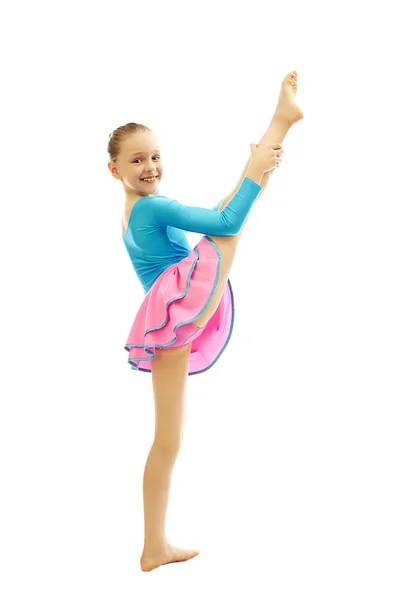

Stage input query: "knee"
[{"left": 153, "top": 432, "right": 183, "bottom": 457}]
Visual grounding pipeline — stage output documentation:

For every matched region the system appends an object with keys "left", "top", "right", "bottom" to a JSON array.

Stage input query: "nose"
[{"left": 144, "top": 157, "right": 157, "bottom": 170}]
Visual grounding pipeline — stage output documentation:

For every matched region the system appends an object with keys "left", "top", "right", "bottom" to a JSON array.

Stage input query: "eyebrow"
[{"left": 130, "top": 149, "right": 160, "bottom": 157}]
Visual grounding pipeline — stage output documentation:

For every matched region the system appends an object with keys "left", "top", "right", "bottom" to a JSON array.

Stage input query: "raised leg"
[
  {"left": 192, "top": 71, "right": 303, "bottom": 329},
  {"left": 140, "top": 343, "right": 200, "bottom": 572},
  {"left": 234, "top": 70, "right": 303, "bottom": 242}
]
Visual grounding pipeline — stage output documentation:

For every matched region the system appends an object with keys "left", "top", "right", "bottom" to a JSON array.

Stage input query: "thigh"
[
  {"left": 192, "top": 235, "right": 239, "bottom": 329},
  {"left": 151, "top": 343, "right": 192, "bottom": 447}
]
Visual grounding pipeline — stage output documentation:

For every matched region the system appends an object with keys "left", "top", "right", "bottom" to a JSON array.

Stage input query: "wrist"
[{"left": 246, "top": 163, "right": 264, "bottom": 185}]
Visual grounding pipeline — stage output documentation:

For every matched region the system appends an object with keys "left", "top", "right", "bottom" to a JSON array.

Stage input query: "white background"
[{"left": 1, "top": 0, "right": 399, "bottom": 598}]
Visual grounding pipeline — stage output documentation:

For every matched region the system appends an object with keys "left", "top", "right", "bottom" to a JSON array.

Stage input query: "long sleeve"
[{"left": 149, "top": 177, "right": 262, "bottom": 236}]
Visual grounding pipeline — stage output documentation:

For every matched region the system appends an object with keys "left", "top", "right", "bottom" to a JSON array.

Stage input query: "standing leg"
[
  {"left": 140, "top": 343, "right": 200, "bottom": 572},
  {"left": 192, "top": 71, "right": 303, "bottom": 329}
]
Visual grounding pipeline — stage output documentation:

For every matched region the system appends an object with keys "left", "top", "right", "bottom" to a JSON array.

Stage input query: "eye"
[{"left": 132, "top": 156, "right": 160, "bottom": 163}]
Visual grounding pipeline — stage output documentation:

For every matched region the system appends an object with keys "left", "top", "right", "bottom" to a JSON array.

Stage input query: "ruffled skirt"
[{"left": 124, "top": 235, "right": 235, "bottom": 375}]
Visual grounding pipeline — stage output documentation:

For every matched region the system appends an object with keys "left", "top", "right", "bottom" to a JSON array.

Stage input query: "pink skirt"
[{"left": 124, "top": 235, "right": 234, "bottom": 375}]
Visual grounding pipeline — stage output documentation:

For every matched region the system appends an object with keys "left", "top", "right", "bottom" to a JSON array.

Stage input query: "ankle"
[{"left": 142, "top": 539, "right": 170, "bottom": 555}]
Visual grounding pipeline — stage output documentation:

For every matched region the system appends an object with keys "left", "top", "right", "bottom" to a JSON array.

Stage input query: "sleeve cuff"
[{"left": 242, "top": 176, "right": 263, "bottom": 193}]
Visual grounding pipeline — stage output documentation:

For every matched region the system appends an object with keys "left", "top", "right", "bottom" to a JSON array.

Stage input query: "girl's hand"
[{"left": 250, "top": 143, "right": 283, "bottom": 174}]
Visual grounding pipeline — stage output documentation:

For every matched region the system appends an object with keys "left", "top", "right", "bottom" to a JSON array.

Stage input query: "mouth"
[{"left": 140, "top": 176, "right": 159, "bottom": 183}]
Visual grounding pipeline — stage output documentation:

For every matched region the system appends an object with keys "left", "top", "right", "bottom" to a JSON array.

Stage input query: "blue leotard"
[{"left": 122, "top": 176, "right": 262, "bottom": 293}]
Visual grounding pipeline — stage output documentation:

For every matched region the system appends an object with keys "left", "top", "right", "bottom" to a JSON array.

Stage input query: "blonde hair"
[{"left": 107, "top": 122, "right": 152, "bottom": 162}]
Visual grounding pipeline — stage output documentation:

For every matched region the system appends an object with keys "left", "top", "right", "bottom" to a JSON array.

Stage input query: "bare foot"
[
  {"left": 275, "top": 70, "right": 304, "bottom": 125},
  {"left": 140, "top": 544, "right": 200, "bottom": 572}
]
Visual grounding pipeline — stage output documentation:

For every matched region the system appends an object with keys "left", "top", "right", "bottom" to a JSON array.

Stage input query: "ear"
[{"left": 108, "top": 161, "right": 120, "bottom": 178}]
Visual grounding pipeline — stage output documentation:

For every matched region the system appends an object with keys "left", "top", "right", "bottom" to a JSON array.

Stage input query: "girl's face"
[{"left": 112, "top": 130, "right": 164, "bottom": 198}]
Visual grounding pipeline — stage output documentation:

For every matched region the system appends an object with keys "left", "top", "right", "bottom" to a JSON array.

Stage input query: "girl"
[{"left": 108, "top": 71, "right": 303, "bottom": 572}]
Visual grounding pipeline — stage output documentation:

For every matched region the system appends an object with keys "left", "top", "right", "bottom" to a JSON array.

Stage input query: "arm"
[
  {"left": 151, "top": 176, "right": 263, "bottom": 237},
  {"left": 211, "top": 157, "right": 252, "bottom": 212},
  {"left": 219, "top": 157, "right": 251, "bottom": 208},
  {"left": 217, "top": 155, "right": 266, "bottom": 212},
  {"left": 224, "top": 113, "right": 284, "bottom": 202}
]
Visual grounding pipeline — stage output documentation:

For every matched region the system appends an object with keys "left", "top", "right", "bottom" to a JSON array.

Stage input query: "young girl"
[{"left": 108, "top": 71, "right": 303, "bottom": 572}]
